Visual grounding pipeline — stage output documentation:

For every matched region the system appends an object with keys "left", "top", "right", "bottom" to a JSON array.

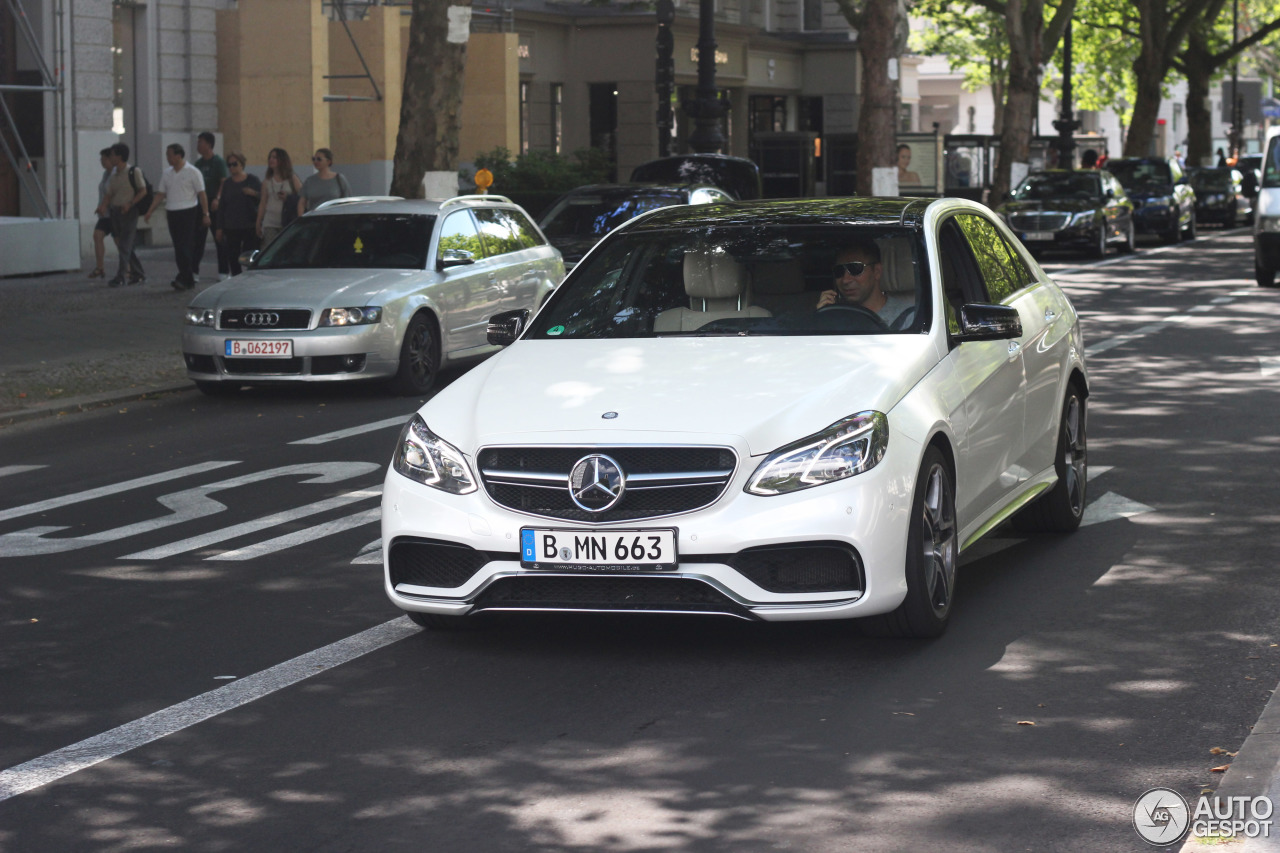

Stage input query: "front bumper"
[
  {"left": 182, "top": 322, "right": 401, "bottom": 383},
  {"left": 381, "top": 434, "right": 919, "bottom": 623},
  {"left": 1133, "top": 206, "right": 1178, "bottom": 234}
]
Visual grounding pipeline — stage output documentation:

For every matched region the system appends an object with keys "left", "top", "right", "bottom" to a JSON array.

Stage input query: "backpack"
[{"left": 128, "top": 166, "right": 155, "bottom": 213}]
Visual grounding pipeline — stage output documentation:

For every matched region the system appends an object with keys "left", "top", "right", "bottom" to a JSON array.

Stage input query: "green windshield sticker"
[
  {"left": 353, "top": 236, "right": 365, "bottom": 254},
  {"left": 548, "top": 325, "right": 565, "bottom": 336}
]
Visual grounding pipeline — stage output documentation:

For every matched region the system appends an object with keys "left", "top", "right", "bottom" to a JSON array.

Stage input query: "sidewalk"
[{"left": 0, "top": 246, "right": 206, "bottom": 424}]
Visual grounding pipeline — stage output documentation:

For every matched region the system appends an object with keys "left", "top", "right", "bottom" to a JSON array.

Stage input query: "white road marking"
[
  {"left": 123, "top": 486, "right": 382, "bottom": 561},
  {"left": 0, "top": 618, "right": 420, "bottom": 802},
  {"left": 1087, "top": 465, "right": 1113, "bottom": 481},
  {"left": 0, "top": 462, "right": 239, "bottom": 524},
  {"left": 0, "top": 465, "right": 47, "bottom": 479},
  {"left": 210, "top": 506, "right": 382, "bottom": 561},
  {"left": 1081, "top": 491, "right": 1155, "bottom": 527},
  {"left": 1211, "top": 297, "right": 1236, "bottom": 304},
  {"left": 352, "top": 538, "right": 382, "bottom": 565},
  {"left": 1261, "top": 357, "right": 1280, "bottom": 377},
  {"left": 290, "top": 416, "right": 409, "bottom": 446},
  {"left": 1086, "top": 314, "right": 1191, "bottom": 356},
  {"left": 1, "top": 463, "right": 379, "bottom": 559}
]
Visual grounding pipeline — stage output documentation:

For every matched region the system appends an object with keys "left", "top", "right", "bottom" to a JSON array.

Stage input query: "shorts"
[{"left": 95, "top": 216, "right": 113, "bottom": 235}]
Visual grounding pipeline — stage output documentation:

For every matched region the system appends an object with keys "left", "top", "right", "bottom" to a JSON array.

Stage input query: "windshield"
[
  {"left": 1108, "top": 161, "right": 1173, "bottom": 191},
  {"left": 527, "top": 225, "right": 926, "bottom": 339},
  {"left": 539, "top": 193, "right": 685, "bottom": 239},
  {"left": 1265, "top": 136, "right": 1280, "bottom": 189},
  {"left": 255, "top": 213, "right": 434, "bottom": 270},
  {"left": 1191, "top": 171, "right": 1233, "bottom": 191},
  {"left": 1013, "top": 173, "right": 1101, "bottom": 200}
]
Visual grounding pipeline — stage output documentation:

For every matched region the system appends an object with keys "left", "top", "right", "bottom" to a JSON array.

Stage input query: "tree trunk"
[
  {"left": 990, "top": 66, "right": 1005, "bottom": 136},
  {"left": 390, "top": 0, "right": 469, "bottom": 198},
  {"left": 1183, "top": 30, "right": 1213, "bottom": 167},
  {"left": 852, "top": 0, "right": 899, "bottom": 196},
  {"left": 990, "top": 2, "right": 1042, "bottom": 203},
  {"left": 1123, "top": 58, "right": 1165, "bottom": 157}
]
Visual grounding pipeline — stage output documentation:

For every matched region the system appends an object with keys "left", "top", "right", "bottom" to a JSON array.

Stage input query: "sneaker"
[
  {"left": 108, "top": 277, "right": 125, "bottom": 288},
  {"left": 127, "top": 274, "right": 145, "bottom": 286},
  {"left": 170, "top": 279, "right": 184, "bottom": 291}
]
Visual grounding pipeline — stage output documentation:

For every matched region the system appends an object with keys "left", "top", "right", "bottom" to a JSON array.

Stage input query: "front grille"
[
  {"left": 220, "top": 357, "right": 304, "bottom": 375},
  {"left": 389, "top": 537, "right": 498, "bottom": 589},
  {"left": 1008, "top": 212, "right": 1070, "bottom": 231},
  {"left": 728, "top": 542, "right": 864, "bottom": 593},
  {"left": 478, "top": 445, "right": 737, "bottom": 522},
  {"left": 219, "top": 309, "right": 312, "bottom": 331},
  {"left": 473, "top": 575, "right": 748, "bottom": 615}
]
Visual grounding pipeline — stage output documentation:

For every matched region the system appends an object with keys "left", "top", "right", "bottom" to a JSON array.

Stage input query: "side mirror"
[
  {"left": 439, "top": 249, "right": 476, "bottom": 270},
  {"left": 1105, "top": 188, "right": 1115, "bottom": 199},
  {"left": 487, "top": 308, "right": 531, "bottom": 347},
  {"left": 956, "top": 303, "right": 1022, "bottom": 342},
  {"left": 239, "top": 249, "right": 259, "bottom": 268}
]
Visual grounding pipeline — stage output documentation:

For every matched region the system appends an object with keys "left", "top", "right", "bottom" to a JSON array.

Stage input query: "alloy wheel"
[
  {"left": 1061, "top": 395, "right": 1087, "bottom": 516},
  {"left": 920, "top": 464, "right": 958, "bottom": 616}
]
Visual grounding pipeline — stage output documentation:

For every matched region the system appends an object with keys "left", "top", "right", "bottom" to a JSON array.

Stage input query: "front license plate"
[
  {"left": 520, "top": 528, "right": 678, "bottom": 572},
  {"left": 225, "top": 339, "right": 293, "bottom": 357},
  {"left": 1024, "top": 231, "right": 1055, "bottom": 242}
]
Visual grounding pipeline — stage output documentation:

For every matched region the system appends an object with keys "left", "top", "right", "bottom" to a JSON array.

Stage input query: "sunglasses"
[
  {"left": 832, "top": 261, "right": 872, "bottom": 278},
  {"left": 312, "top": 156, "right": 326, "bottom": 162},
  {"left": 227, "top": 160, "right": 241, "bottom": 167}
]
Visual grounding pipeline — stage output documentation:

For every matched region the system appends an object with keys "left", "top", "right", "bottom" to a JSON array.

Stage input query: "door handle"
[{"left": 1007, "top": 341, "right": 1021, "bottom": 357}]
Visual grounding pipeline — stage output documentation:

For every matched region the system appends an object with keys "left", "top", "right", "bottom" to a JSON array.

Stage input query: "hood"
[
  {"left": 547, "top": 235, "right": 600, "bottom": 264},
  {"left": 423, "top": 336, "right": 940, "bottom": 457},
  {"left": 999, "top": 198, "right": 1099, "bottom": 215},
  {"left": 190, "top": 268, "right": 423, "bottom": 308}
]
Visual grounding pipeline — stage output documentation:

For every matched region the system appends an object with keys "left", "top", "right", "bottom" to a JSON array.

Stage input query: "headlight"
[
  {"left": 1068, "top": 211, "right": 1094, "bottom": 227},
  {"left": 746, "top": 411, "right": 888, "bottom": 496},
  {"left": 393, "top": 415, "right": 476, "bottom": 494},
  {"left": 320, "top": 306, "right": 382, "bottom": 326},
  {"left": 1259, "top": 216, "right": 1280, "bottom": 233},
  {"left": 185, "top": 308, "right": 215, "bottom": 327}
]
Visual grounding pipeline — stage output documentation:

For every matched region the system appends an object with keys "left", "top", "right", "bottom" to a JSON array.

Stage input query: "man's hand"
[{"left": 816, "top": 290, "right": 839, "bottom": 309}]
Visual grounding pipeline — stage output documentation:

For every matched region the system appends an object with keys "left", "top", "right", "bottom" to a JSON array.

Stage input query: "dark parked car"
[
  {"left": 630, "top": 154, "right": 763, "bottom": 201},
  {"left": 1106, "top": 157, "right": 1197, "bottom": 243},
  {"left": 1188, "top": 167, "right": 1252, "bottom": 227},
  {"left": 1237, "top": 154, "right": 1262, "bottom": 200},
  {"left": 537, "top": 183, "right": 735, "bottom": 268},
  {"left": 997, "top": 169, "right": 1134, "bottom": 258}
]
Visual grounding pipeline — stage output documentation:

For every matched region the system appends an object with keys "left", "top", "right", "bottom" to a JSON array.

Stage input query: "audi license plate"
[
  {"left": 224, "top": 339, "right": 293, "bottom": 358},
  {"left": 1024, "top": 231, "right": 1055, "bottom": 242},
  {"left": 520, "top": 528, "right": 678, "bottom": 572}
]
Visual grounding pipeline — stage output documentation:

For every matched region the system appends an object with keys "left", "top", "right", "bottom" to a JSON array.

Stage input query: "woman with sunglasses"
[
  {"left": 256, "top": 147, "right": 302, "bottom": 246},
  {"left": 298, "top": 148, "right": 351, "bottom": 218},
  {"left": 214, "top": 153, "right": 261, "bottom": 276}
]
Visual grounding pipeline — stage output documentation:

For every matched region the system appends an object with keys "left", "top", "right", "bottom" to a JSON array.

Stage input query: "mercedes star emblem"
[{"left": 568, "top": 454, "right": 626, "bottom": 512}]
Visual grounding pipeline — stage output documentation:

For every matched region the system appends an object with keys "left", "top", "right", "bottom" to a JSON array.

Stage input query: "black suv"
[{"left": 1106, "top": 157, "right": 1198, "bottom": 243}]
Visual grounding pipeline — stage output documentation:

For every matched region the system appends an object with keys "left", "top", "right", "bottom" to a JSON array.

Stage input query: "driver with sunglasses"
[{"left": 815, "top": 239, "right": 915, "bottom": 329}]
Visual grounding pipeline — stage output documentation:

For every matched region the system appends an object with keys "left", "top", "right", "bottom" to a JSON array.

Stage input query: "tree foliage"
[{"left": 911, "top": 2, "right": 1009, "bottom": 131}]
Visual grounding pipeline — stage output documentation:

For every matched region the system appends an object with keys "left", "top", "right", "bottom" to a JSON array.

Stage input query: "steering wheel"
[{"left": 816, "top": 302, "right": 889, "bottom": 331}]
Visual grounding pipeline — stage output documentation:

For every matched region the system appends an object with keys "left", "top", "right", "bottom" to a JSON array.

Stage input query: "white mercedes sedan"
[{"left": 381, "top": 197, "right": 1089, "bottom": 638}]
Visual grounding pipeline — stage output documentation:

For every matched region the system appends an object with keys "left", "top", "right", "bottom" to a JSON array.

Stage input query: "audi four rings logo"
[
  {"left": 568, "top": 454, "right": 625, "bottom": 512},
  {"left": 243, "top": 312, "right": 280, "bottom": 327}
]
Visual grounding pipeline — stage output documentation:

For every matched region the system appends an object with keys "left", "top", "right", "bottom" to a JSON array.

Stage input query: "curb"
[{"left": 0, "top": 382, "right": 195, "bottom": 428}]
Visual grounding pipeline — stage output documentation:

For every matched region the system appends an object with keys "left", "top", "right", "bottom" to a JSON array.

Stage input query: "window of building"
[
  {"left": 519, "top": 81, "right": 530, "bottom": 155},
  {"left": 749, "top": 95, "right": 786, "bottom": 134},
  {"left": 803, "top": 0, "right": 822, "bottom": 30},
  {"left": 551, "top": 83, "right": 563, "bottom": 155},
  {"left": 589, "top": 83, "right": 618, "bottom": 181}
]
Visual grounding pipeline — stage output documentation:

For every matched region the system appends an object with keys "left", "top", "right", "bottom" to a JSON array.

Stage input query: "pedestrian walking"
[
  {"left": 144, "top": 143, "right": 210, "bottom": 290},
  {"left": 89, "top": 147, "right": 115, "bottom": 279},
  {"left": 256, "top": 147, "right": 302, "bottom": 247},
  {"left": 192, "top": 131, "right": 230, "bottom": 282},
  {"left": 104, "top": 143, "right": 148, "bottom": 288},
  {"left": 1217, "top": 147, "right": 1228, "bottom": 167},
  {"left": 299, "top": 148, "right": 351, "bottom": 215},
  {"left": 215, "top": 152, "right": 261, "bottom": 276}
]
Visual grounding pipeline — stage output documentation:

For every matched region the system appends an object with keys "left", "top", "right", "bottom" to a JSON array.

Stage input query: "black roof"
[{"left": 623, "top": 197, "right": 935, "bottom": 232}]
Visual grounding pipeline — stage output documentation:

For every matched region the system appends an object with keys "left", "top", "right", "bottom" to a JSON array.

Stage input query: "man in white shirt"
[{"left": 144, "top": 142, "right": 210, "bottom": 290}]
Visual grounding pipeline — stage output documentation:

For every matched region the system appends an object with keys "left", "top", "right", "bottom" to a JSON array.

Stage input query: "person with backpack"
[
  {"left": 256, "top": 147, "right": 302, "bottom": 247},
  {"left": 144, "top": 142, "right": 211, "bottom": 290},
  {"left": 104, "top": 143, "right": 149, "bottom": 288}
]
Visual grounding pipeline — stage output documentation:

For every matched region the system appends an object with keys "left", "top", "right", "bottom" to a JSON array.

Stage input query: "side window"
[
  {"left": 473, "top": 208, "right": 525, "bottom": 257},
  {"left": 954, "top": 213, "right": 1021, "bottom": 302},
  {"left": 506, "top": 209, "right": 545, "bottom": 248},
  {"left": 938, "top": 219, "right": 982, "bottom": 333},
  {"left": 437, "top": 211, "right": 484, "bottom": 264}
]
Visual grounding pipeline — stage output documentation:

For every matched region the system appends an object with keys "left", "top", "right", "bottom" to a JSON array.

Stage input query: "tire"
[
  {"left": 1258, "top": 265, "right": 1278, "bottom": 288},
  {"left": 1120, "top": 220, "right": 1135, "bottom": 253},
  {"left": 1184, "top": 211, "right": 1197, "bottom": 240},
  {"left": 860, "top": 447, "right": 958, "bottom": 639},
  {"left": 1013, "top": 386, "right": 1088, "bottom": 533},
  {"left": 406, "top": 610, "right": 477, "bottom": 630},
  {"left": 195, "top": 380, "right": 240, "bottom": 396},
  {"left": 390, "top": 313, "right": 441, "bottom": 396},
  {"left": 1087, "top": 224, "right": 1107, "bottom": 259}
]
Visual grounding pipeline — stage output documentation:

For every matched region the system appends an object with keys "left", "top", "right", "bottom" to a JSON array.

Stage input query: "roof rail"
[
  {"left": 314, "top": 195, "right": 405, "bottom": 211},
  {"left": 440, "top": 194, "right": 515, "bottom": 207}
]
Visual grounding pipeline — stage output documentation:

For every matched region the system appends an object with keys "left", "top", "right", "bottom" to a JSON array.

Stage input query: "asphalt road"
[{"left": 1, "top": 228, "right": 1279, "bottom": 851}]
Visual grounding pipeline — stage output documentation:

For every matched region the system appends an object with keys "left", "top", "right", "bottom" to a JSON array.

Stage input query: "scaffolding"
[{"left": 0, "top": 0, "right": 64, "bottom": 219}]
